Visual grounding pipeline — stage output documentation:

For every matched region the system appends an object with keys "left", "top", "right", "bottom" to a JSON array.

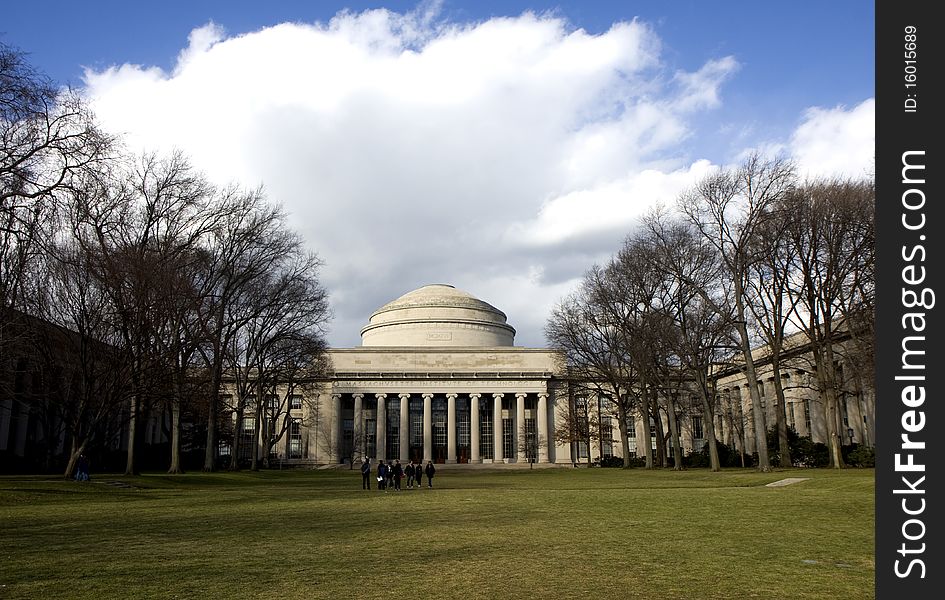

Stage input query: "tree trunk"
[
  {"left": 769, "top": 358, "right": 792, "bottom": 468},
  {"left": 639, "top": 387, "right": 654, "bottom": 469},
  {"left": 666, "top": 396, "right": 683, "bottom": 470},
  {"left": 616, "top": 397, "right": 631, "bottom": 468},
  {"left": 734, "top": 296, "right": 771, "bottom": 471},
  {"left": 697, "top": 372, "right": 720, "bottom": 471},
  {"left": 816, "top": 342, "right": 844, "bottom": 469},
  {"left": 168, "top": 397, "right": 183, "bottom": 474},
  {"left": 124, "top": 395, "right": 139, "bottom": 476}
]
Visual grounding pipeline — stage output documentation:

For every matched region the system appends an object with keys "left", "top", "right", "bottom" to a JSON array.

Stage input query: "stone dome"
[{"left": 360, "top": 284, "right": 516, "bottom": 347}]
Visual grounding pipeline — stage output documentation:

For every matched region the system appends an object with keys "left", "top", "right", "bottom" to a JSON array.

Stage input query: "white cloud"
[
  {"left": 78, "top": 7, "right": 796, "bottom": 347},
  {"left": 789, "top": 98, "right": 874, "bottom": 180}
]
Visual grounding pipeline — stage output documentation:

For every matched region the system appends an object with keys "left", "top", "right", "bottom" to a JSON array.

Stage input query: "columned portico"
[
  {"left": 352, "top": 393, "right": 364, "bottom": 461},
  {"left": 493, "top": 393, "right": 504, "bottom": 463},
  {"left": 322, "top": 284, "right": 562, "bottom": 466},
  {"left": 470, "top": 393, "right": 481, "bottom": 463},
  {"left": 375, "top": 393, "right": 387, "bottom": 462},
  {"left": 422, "top": 393, "right": 433, "bottom": 463},
  {"left": 399, "top": 393, "right": 410, "bottom": 461},
  {"left": 446, "top": 393, "right": 457, "bottom": 463}
]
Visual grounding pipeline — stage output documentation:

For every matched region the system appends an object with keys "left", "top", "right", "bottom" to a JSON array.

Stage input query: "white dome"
[{"left": 360, "top": 284, "right": 516, "bottom": 347}]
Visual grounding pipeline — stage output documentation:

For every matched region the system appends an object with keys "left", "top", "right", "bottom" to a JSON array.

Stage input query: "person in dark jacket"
[
  {"left": 415, "top": 461, "right": 423, "bottom": 488},
  {"left": 393, "top": 459, "right": 404, "bottom": 491},
  {"left": 377, "top": 460, "right": 387, "bottom": 491},
  {"left": 385, "top": 461, "right": 394, "bottom": 490},
  {"left": 425, "top": 461, "right": 436, "bottom": 488},
  {"left": 360, "top": 458, "right": 371, "bottom": 490},
  {"left": 405, "top": 461, "right": 415, "bottom": 489}
]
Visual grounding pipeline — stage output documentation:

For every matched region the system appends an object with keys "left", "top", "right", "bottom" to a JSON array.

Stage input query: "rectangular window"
[
  {"left": 525, "top": 417, "right": 536, "bottom": 460},
  {"left": 386, "top": 399, "right": 400, "bottom": 459},
  {"left": 267, "top": 395, "right": 279, "bottom": 410},
  {"left": 692, "top": 416, "right": 703, "bottom": 440},
  {"left": 290, "top": 395, "right": 303, "bottom": 410},
  {"left": 601, "top": 416, "right": 613, "bottom": 457},
  {"left": 502, "top": 418, "right": 514, "bottom": 459},
  {"left": 787, "top": 402, "right": 796, "bottom": 430},
  {"left": 410, "top": 399, "right": 423, "bottom": 446},
  {"left": 433, "top": 412, "right": 447, "bottom": 446},
  {"left": 289, "top": 418, "right": 302, "bottom": 458},
  {"left": 457, "top": 411, "right": 470, "bottom": 447},
  {"left": 480, "top": 409, "right": 494, "bottom": 459},
  {"left": 627, "top": 415, "right": 636, "bottom": 439}
]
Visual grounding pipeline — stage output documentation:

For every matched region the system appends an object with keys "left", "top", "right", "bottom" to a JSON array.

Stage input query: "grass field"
[{"left": 0, "top": 467, "right": 874, "bottom": 599}]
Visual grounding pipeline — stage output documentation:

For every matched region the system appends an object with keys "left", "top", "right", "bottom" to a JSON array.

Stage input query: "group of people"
[{"left": 361, "top": 458, "right": 435, "bottom": 491}]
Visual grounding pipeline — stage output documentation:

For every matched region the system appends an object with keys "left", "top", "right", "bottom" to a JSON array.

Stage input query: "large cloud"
[{"left": 80, "top": 6, "right": 871, "bottom": 347}]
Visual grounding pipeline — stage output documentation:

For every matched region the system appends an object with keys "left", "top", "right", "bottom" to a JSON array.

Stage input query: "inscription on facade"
[{"left": 426, "top": 332, "right": 453, "bottom": 341}]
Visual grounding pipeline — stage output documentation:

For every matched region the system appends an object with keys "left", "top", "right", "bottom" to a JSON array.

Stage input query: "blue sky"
[{"left": 3, "top": 1, "right": 875, "bottom": 347}]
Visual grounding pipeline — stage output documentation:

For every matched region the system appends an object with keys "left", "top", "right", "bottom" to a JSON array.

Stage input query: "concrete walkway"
[{"left": 765, "top": 477, "right": 810, "bottom": 487}]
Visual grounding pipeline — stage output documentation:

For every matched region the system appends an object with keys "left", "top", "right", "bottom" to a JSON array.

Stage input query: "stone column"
[
  {"left": 352, "top": 393, "right": 364, "bottom": 461},
  {"left": 538, "top": 392, "right": 549, "bottom": 463},
  {"left": 375, "top": 393, "right": 387, "bottom": 462},
  {"left": 422, "top": 393, "right": 433, "bottom": 463},
  {"left": 399, "top": 393, "right": 410, "bottom": 462},
  {"left": 469, "top": 393, "right": 481, "bottom": 463},
  {"left": 516, "top": 393, "right": 527, "bottom": 462},
  {"left": 331, "top": 393, "right": 342, "bottom": 464},
  {"left": 446, "top": 393, "right": 458, "bottom": 463},
  {"left": 493, "top": 393, "right": 504, "bottom": 463}
]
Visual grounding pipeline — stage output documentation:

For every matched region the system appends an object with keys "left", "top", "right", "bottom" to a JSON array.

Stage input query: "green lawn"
[{"left": 0, "top": 467, "right": 874, "bottom": 599}]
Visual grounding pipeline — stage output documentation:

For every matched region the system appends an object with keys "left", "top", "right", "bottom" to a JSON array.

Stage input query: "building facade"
[{"left": 250, "top": 285, "right": 875, "bottom": 467}]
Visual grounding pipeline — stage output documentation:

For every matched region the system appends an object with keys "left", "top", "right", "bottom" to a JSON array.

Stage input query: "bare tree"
[
  {"left": 678, "top": 154, "right": 796, "bottom": 472},
  {"left": 782, "top": 179, "right": 874, "bottom": 468},
  {"left": 642, "top": 211, "right": 733, "bottom": 472}
]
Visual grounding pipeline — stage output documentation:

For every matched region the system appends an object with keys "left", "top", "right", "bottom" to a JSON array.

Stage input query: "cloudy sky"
[{"left": 5, "top": 1, "right": 874, "bottom": 347}]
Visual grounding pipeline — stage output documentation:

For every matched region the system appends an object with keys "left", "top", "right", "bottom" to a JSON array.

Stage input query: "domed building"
[{"left": 311, "top": 284, "right": 565, "bottom": 465}]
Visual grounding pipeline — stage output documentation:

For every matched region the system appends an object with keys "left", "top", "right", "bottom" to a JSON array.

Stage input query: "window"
[
  {"left": 787, "top": 402, "right": 796, "bottom": 430},
  {"left": 457, "top": 409, "right": 470, "bottom": 447},
  {"left": 626, "top": 415, "right": 637, "bottom": 455},
  {"left": 290, "top": 395, "right": 303, "bottom": 410},
  {"left": 480, "top": 408, "right": 493, "bottom": 459},
  {"left": 267, "top": 395, "right": 279, "bottom": 410},
  {"left": 525, "top": 418, "right": 536, "bottom": 460},
  {"left": 289, "top": 418, "right": 302, "bottom": 458},
  {"left": 804, "top": 400, "right": 812, "bottom": 435},
  {"left": 386, "top": 399, "right": 400, "bottom": 459},
  {"left": 410, "top": 399, "right": 423, "bottom": 446},
  {"left": 692, "top": 416, "right": 703, "bottom": 440},
  {"left": 433, "top": 411, "right": 447, "bottom": 446},
  {"left": 601, "top": 416, "right": 613, "bottom": 458},
  {"left": 502, "top": 418, "right": 514, "bottom": 459}
]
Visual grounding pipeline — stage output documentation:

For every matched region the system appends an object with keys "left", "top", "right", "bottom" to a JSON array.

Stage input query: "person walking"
[
  {"left": 385, "top": 461, "right": 394, "bottom": 490},
  {"left": 425, "top": 460, "right": 436, "bottom": 488},
  {"left": 405, "top": 461, "right": 415, "bottom": 489},
  {"left": 393, "top": 459, "right": 404, "bottom": 491},
  {"left": 377, "top": 460, "right": 388, "bottom": 491},
  {"left": 361, "top": 458, "right": 372, "bottom": 490}
]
